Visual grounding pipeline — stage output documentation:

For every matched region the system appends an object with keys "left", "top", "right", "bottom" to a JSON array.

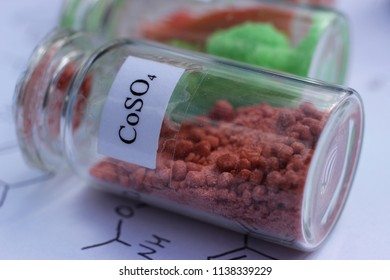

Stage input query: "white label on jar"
[{"left": 98, "top": 56, "right": 185, "bottom": 169}]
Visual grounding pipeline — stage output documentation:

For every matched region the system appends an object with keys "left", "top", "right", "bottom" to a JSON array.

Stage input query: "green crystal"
[
  {"left": 206, "top": 23, "right": 294, "bottom": 73},
  {"left": 168, "top": 40, "right": 201, "bottom": 51},
  {"left": 293, "top": 12, "right": 338, "bottom": 77}
]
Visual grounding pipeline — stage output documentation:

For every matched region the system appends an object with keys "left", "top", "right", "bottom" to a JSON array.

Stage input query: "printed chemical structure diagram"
[
  {"left": 0, "top": 142, "right": 54, "bottom": 208},
  {"left": 81, "top": 205, "right": 135, "bottom": 250},
  {"left": 207, "top": 235, "right": 277, "bottom": 260},
  {"left": 81, "top": 203, "right": 172, "bottom": 260},
  {"left": 81, "top": 200, "right": 277, "bottom": 260}
]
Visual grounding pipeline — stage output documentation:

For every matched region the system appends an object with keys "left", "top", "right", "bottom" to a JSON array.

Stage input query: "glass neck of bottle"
[{"left": 13, "top": 29, "right": 93, "bottom": 172}]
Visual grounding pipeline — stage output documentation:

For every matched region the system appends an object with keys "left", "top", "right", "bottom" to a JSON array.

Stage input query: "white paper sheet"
[{"left": 0, "top": 0, "right": 389, "bottom": 260}]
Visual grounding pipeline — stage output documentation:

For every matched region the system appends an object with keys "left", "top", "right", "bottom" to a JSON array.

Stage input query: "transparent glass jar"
[
  {"left": 14, "top": 29, "right": 363, "bottom": 251},
  {"left": 60, "top": 0, "right": 349, "bottom": 84}
]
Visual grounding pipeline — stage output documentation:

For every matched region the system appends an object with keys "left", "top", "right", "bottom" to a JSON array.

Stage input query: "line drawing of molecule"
[
  {"left": 81, "top": 203, "right": 171, "bottom": 260},
  {"left": 207, "top": 235, "right": 277, "bottom": 260},
  {"left": 81, "top": 205, "right": 135, "bottom": 250},
  {"left": 0, "top": 174, "right": 54, "bottom": 208},
  {"left": 138, "top": 234, "right": 171, "bottom": 260},
  {"left": 0, "top": 142, "right": 54, "bottom": 208}
]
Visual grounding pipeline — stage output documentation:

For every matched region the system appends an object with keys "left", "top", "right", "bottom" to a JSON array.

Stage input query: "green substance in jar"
[
  {"left": 61, "top": 0, "right": 126, "bottom": 33},
  {"left": 167, "top": 23, "right": 309, "bottom": 117},
  {"left": 167, "top": 69, "right": 301, "bottom": 121},
  {"left": 205, "top": 21, "right": 328, "bottom": 77},
  {"left": 206, "top": 23, "right": 295, "bottom": 74},
  {"left": 169, "top": 40, "right": 202, "bottom": 51},
  {"left": 292, "top": 13, "right": 339, "bottom": 78}
]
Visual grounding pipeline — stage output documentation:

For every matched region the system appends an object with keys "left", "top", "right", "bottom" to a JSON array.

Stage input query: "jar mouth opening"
[
  {"left": 301, "top": 92, "right": 363, "bottom": 251},
  {"left": 13, "top": 29, "right": 80, "bottom": 171}
]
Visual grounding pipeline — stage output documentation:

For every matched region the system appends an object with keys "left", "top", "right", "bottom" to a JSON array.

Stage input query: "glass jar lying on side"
[
  {"left": 14, "top": 29, "right": 363, "bottom": 251},
  {"left": 60, "top": 0, "right": 349, "bottom": 84}
]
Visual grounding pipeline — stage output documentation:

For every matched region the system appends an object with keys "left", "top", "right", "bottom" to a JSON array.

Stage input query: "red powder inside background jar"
[
  {"left": 141, "top": 6, "right": 293, "bottom": 48},
  {"left": 90, "top": 99, "right": 328, "bottom": 242}
]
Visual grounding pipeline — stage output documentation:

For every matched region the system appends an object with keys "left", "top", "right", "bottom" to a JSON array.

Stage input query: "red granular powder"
[
  {"left": 48, "top": 62, "right": 92, "bottom": 135},
  {"left": 90, "top": 100, "right": 328, "bottom": 242}
]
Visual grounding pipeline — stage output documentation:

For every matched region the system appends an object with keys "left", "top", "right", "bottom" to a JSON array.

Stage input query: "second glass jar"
[{"left": 60, "top": 0, "right": 349, "bottom": 84}]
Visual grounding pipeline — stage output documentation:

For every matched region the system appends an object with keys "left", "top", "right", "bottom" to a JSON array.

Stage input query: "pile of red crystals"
[{"left": 91, "top": 100, "right": 328, "bottom": 242}]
